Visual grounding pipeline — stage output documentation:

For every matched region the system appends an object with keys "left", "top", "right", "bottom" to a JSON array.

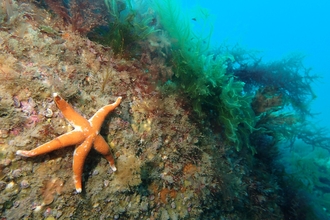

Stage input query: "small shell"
[
  {"left": 92, "top": 170, "right": 99, "bottom": 176},
  {"left": 20, "top": 180, "right": 30, "bottom": 189},
  {"left": 44, "top": 108, "right": 53, "bottom": 118},
  {"left": 12, "top": 169, "right": 22, "bottom": 178}
]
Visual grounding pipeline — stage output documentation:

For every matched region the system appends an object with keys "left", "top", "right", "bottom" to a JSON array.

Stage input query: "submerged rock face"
[{"left": 0, "top": 1, "right": 285, "bottom": 219}]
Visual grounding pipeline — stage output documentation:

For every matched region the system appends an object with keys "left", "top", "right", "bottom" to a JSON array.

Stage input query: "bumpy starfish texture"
[{"left": 16, "top": 93, "right": 122, "bottom": 193}]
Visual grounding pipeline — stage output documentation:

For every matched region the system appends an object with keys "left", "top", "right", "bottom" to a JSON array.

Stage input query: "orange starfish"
[{"left": 16, "top": 93, "right": 122, "bottom": 193}]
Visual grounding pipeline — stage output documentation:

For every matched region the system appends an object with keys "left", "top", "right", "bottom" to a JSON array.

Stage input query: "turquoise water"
[
  {"left": 189, "top": 1, "right": 330, "bottom": 218},
  {"left": 185, "top": 0, "right": 330, "bottom": 128},
  {"left": 180, "top": 0, "right": 330, "bottom": 218}
]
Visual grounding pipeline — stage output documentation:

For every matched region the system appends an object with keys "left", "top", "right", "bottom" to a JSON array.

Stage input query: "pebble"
[
  {"left": 5, "top": 181, "right": 16, "bottom": 190},
  {"left": 13, "top": 200, "right": 20, "bottom": 208},
  {"left": 92, "top": 169, "right": 99, "bottom": 176},
  {"left": 0, "top": 181, "right": 6, "bottom": 191},
  {"left": 5, "top": 182, "right": 19, "bottom": 195},
  {"left": 34, "top": 205, "right": 43, "bottom": 212},
  {"left": 171, "top": 201, "right": 176, "bottom": 209},
  {"left": 0, "top": 129, "right": 9, "bottom": 138},
  {"left": 103, "top": 180, "right": 110, "bottom": 187},
  {"left": 20, "top": 180, "right": 30, "bottom": 189},
  {"left": 2, "top": 167, "right": 11, "bottom": 175},
  {"left": 12, "top": 169, "right": 22, "bottom": 178},
  {"left": 1, "top": 158, "right": 11, "bottom": 166}
]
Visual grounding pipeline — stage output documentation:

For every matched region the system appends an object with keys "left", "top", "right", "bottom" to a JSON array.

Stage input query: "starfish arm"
[
  {"left": 16, "top": 130, "right": 85, "bottom": 157},
  {"left": 93, "top": 135, "right": 117, "bottom": 171},
  {"left": 53, "top": 93, "right": 90, "bottom": 129},
  {"left": 89, "top": 97, "right": 122, "bottom": 131},
  {"left": 72, "top": 135, "right": 94, "bottom": 193}
]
